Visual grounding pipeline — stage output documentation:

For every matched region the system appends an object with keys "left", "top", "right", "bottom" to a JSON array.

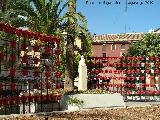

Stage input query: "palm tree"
[
  {"left": 63, "top": 0, "right": 75, "bottom": 91},
  {"left": 64, "top": 0, "right": 93, "bottom": 91}
]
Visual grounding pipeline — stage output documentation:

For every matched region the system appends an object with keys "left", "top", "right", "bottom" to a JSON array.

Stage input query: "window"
[
  {"left": 102, "top": 53, "right": 106, "bottom": 57},
  {"left": 121, "top": 44, "right": 125, "bottom": 50},
  {"left": 111, "top": 44, "right": 116, "bottom": 50},
  {"left": 102, "top": 44, "right": 106, "bottom": 51}
]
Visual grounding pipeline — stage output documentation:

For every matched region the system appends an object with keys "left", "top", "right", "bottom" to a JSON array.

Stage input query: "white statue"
[{"left": 78, "top": 55, "right": 88, "bottom": 91}]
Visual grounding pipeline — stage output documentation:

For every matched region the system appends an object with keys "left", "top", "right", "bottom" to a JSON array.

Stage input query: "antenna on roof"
[
  {"left": 125, "top": 0, "right": 128, "bottom": 13},
  {"left": 125, "top": 24, "right": 127, "bottom": 33}
]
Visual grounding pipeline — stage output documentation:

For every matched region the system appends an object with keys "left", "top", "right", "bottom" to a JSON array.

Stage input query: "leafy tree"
[
  {"left": 127, "top": 33, "right": 160, "bottom": 56},
  {"left": 123, "top": 33, "right": 160, "bottom": 91}
]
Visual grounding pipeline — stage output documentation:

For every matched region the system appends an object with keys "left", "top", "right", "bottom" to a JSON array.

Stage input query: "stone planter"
[
  {"left": 60, "top": 93, "right": 125, "bottom": 110},
  {"left": 67, "top": 104, "right": 81, "bottom": 111}
]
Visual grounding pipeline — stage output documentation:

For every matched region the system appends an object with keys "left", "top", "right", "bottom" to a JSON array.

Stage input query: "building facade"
[
  {"left": 92, "top": 28, "right": 160, "bottom": 57},
  {"left": 92, "top": 33, "right": 145, "bottom": 57}
]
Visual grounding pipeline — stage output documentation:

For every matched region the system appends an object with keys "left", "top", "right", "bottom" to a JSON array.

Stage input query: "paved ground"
[
  {"left": 2, "top": 105, "right": 160, "bottom": 120},
  {"left": 125, "top": 101, "right": 160, "bottom": 107}
]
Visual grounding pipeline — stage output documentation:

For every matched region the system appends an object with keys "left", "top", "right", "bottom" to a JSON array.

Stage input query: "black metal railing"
[{"left": 87, "top": 56, "right": 160, "bottom": 101}]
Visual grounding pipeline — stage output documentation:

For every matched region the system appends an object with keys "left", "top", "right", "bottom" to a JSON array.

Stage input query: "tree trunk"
[
  {"left": 0, "top": 0, "right": 7, "bottom": 12},
  {"left": 64, "top": 0, "right": 76, "bottom": 91}
]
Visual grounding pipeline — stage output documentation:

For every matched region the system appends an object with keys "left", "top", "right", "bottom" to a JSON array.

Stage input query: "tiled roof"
[{"left": 92, "top": 33, "right": 146, "bottom": 42}]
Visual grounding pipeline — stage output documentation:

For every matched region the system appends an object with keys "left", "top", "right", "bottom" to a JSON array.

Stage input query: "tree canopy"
[{"left": 127, "top": 33, "right": 160, "bottom": 57}]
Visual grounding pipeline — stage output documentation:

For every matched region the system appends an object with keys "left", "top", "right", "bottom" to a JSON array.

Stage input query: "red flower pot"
[
  {"left": 0, "top": 84, "right": 3, "bottom": 92},
  {"left": 55, "top": 60, "right": 61, "bottom": 66},
  {"left": 9, "top": 54, "right": 16, "bottom": 62},
  {"left": 0, "top": 52, "right": 4, "bottom": 61},
  {"left": 33, "top": 70, "right": 40, "bottom": 77},
  {"left": 21, "top": 55, "right": 28, "bottom": 63},
  {"left": 55, "top": 48, "right": 61, "bottom": 55},
  {"left": 28, "top": 96, "right": 34, "bottom": 102},
  {"left": 9, "top": 68, "right": 16, "bottom": 76},
  {"left": 44, "top": 47, "right": 51, "bottom": 54},
  {"left": 55, "top": 94, "right": 61, "bottom": 101},
  {"left": 33, "top": 46, "right": 39, "bottom": 52},
  {"left": 33, "top": 83, "right": 40, "bottom": 89},
  {"left": 34, "top": 57, "right": 39, "bottom": 64},
  {"left": 21, "top": 44, "right": 27, "bottom": 51},
  {"left": 56, "top": 83, "right": 61, "bottom": 89},
  {"left": 45, "top": 70, "right": 51, "bottom": 78},
  {"left": 46, "top": 83, "right": 51, "bottom": 89},
  {"left": 9, "top": 40, "right": 16, "bottom": 48}
]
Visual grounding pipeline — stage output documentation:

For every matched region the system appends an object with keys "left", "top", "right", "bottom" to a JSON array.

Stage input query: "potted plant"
[{"left": 66, "top": 97, "right": 84, "bottom": 110}]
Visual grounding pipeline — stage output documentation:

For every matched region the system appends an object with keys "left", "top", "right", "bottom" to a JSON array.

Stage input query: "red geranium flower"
[
  {"left": 155, "top": 69, "right": 159, "bottom": 74},
  {"left": 21, "top": 55, "right": 28, "bottom": 63},
  {"left": 127, "top": 70, "right": 131, "bottom": 74},
  {"left": 55, "top": 94, "right": 61, "bottom": 101},
  {"left": 55, "top": 60, "right": 61, "bottom": 66},
  {"left": 33, "top": 57, "right": 39, "bottom": 64},
  {"left": 45, "top": 70, "right": 51, "bottom": 78},
  {"left": 33, "top": 70, "right": 40, "bottom": 77},
  {"left": 55, "top": 48, "right": 61, "bottom": 55},
  {"left": 146, "top": 69, "right": 150, "bottom": 74},
  {"left": 136, "top": 69, "right": 140, "bottom": 74},
  {"left": 21, "top": 69, "right": 29, "bottom": 76},
  {"left": 44, "top": 47, "right": 51, "bottom": 54},
  {"left": 140, "top": 76, "right": 145, "bottom": 80},
  {"left": 15, "top": 29, "right": 22, "bottom": 36},
  {"left": 33, "top": 46, "right": 39, "bottom": 52},
  {"left": 131, "top": 63, "right": 135, "bottom": 67},
  {"left": 34, "top": 32, "right": 40, "bottom": 40},
  {"left": 55, "top": 71, "right": 62, "bottom": 78},
  {"left": 55, "top": 37, "right": 60, "bottom": 44}
]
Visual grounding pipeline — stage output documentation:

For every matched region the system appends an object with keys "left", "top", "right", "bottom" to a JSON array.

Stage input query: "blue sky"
[{"left": 76, "top": 0, "right": 160, "bottom": 35}]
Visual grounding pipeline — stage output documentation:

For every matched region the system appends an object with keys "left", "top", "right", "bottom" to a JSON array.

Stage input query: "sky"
[{"left": 76, "top": 0, "right": 160, "bottom": 35}]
